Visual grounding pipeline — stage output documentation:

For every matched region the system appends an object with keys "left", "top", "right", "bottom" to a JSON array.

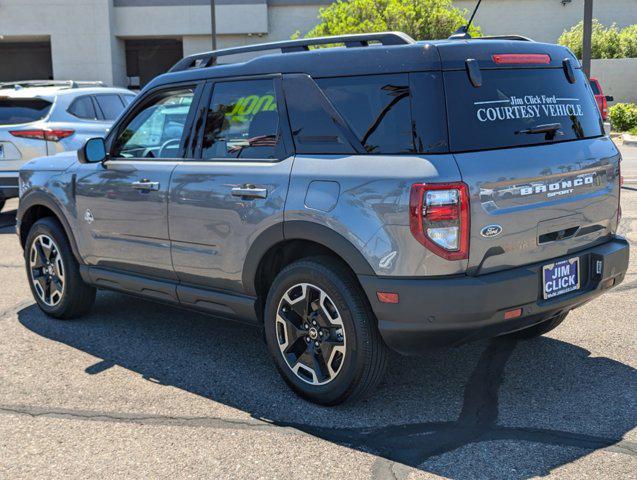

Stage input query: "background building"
[{"left": 0, "top": 0, "right": 636, "bottom": 88}]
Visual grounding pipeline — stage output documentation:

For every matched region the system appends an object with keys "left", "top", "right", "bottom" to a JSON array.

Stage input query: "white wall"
[
  {"left": 591, "top": 58, "right": 637, "bottom": 104},
  {"left": 0, "top": 0, "right": 126, "bottom": 86},
  {"left": 454, "top": 0, "right": 637, "bottom": 43},
  {"left": 113, "top": 4, "right": 268, "bottom": 36}
]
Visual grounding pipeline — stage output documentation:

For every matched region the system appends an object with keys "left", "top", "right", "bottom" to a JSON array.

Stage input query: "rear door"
[
  {"left": 443, "top": 51, "right": 620, "bottom": 274},
  {"left": 75, "top": 84, "right": 201, "bottom": 280},
  {"left": 169, "top": 76, "right": 294, "bottom": 294}
]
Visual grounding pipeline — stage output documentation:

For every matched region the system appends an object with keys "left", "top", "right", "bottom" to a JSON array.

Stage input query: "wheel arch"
[
  {"left": 18, "top": 191, "right": 82, "bottom": 263},
  {"left": 243, "top": 221, "right": 376, "bottom": 319}
]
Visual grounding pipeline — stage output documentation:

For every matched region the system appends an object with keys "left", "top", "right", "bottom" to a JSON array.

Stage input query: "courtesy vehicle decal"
[{"left": 474, "top": 95, "right": 583, "bottom": 122}]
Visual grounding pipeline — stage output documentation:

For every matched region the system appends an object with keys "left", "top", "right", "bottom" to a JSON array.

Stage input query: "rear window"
[
  {"left": 0, "top": 98, "right": 52, "bottom": 125},
  {"left": 445, "top": 68, "right": 603, "bottom": 152},
  {"left": 589, "top": 80, "right": 601, "bottom": 95}
]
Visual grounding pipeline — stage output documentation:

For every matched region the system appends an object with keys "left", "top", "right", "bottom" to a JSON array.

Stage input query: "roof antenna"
[{"left": 449, "top": 0, "right": 483, "bottom": 40}]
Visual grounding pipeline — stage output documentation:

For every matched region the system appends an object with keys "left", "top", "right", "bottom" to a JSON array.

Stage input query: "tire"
[
  {"left": 264, "top": 256, "right": 387, "bottom": 405},
  {"left": 24, "top": 217, "right": 96, "bottom": 319},
  {"left": 506, "top": 312, "right": 568, "bottom": 340}
]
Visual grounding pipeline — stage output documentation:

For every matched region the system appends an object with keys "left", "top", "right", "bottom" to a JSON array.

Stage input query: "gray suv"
[
  {"left": 17, "top": 33, "right": 629, "bottom": 404},
  {"left": 0, "top": 80, "right": 135, "bottom": 210}
]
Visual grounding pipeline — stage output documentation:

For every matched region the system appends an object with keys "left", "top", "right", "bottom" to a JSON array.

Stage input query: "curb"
[{"left": 622, "top": 134, "right": 637, "bottom": 147}]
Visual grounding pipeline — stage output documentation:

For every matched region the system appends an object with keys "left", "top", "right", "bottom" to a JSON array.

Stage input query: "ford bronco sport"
[{"left": 17, "top": 32, "right": 629, "bottom": 405}]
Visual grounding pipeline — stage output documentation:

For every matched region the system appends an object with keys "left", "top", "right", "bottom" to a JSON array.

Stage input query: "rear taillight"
[
  {"left": 601, "top": 96, "right": 608, "bottom": 120},
  {"left": 409, "top": 182, "right": 470, "bottom": 261},
  {"left": 10, "top": 129, "right": 74, "bottom": 142},
  {"left": 492, "top": 54, "right": 551, "bottom": 65}
]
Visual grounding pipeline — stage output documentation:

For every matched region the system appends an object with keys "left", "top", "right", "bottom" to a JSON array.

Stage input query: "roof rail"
[
  {"left": 448, "top": 34, "right": 534, "bottom": 42},
  {"left": 169, "top": 32, "right": 415, "bottom": 73},
  {"left": 478, "top": 35, "right": 534, "bottom": 42},
  {"left": 0, "top": 80, "right": 107, "bottom": 90}
]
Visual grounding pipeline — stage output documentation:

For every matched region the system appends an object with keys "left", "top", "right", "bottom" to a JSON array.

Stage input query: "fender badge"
[
  {"left": 481, "top": 224, "right": 502, "bottom": 238},
  {"left": 83, "top": 209, "right": 94, "bottom": 224}
]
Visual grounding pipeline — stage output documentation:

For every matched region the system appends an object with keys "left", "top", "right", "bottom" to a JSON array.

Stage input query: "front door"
[
  {"left": 75, "top": 85, "right": 199, "bottom": 280},
  {"left": 169, "top": 77, "right": 294, "bottom": 293}
]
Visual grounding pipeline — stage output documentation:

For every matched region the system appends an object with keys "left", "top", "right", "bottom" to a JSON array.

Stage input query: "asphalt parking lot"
[{"left": 0, "top": 191, "right": 636, "bottom": 479}]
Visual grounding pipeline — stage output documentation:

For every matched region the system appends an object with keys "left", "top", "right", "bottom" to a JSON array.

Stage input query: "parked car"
[
  {"left": 0, "top": 80, "right": 135, "bottom": 210},
  {"left": 17, "top": 33, "right": 628, "bottom": 405},
  {"left": 589, "top": 77, "right": 613, "bottom": 121}
]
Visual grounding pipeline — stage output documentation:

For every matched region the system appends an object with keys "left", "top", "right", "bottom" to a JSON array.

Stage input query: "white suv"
[{"left": 0, "top": 80, "right": 135, "bottom": 210}]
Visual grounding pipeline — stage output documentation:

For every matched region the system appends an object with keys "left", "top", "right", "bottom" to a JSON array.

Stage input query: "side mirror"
[
  {"left": 605, "top": 95, "right": 614, "bottom": 102},
  {"left": 78, "top": 137, "right": 107, "bottom": 163}
]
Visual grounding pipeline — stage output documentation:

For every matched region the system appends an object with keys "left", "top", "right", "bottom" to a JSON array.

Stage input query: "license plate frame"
[{"left": 542, "top": 257, "right": 580, "bottom": 300}]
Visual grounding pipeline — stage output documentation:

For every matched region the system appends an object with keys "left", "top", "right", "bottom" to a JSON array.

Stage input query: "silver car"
[{"left": 0, "top": 80, "right": 135, "bottom": 210}]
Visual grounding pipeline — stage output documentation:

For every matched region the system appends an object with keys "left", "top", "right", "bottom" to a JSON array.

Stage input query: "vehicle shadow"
[{"left": 17, "top": 293, "right": 637, "bottom": 479}]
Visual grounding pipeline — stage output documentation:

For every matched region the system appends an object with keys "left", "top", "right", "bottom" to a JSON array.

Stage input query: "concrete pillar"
[{"left": 49, "top": 0, "right": 126, "bottom": 87}]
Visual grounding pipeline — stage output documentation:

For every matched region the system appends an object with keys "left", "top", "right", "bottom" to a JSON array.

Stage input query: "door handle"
[
  {"left": 231, "top": 185, "right": 268, "bottom": 199},
  {"left": 132, "top": 180, "right": 160, "bottom": 191}
]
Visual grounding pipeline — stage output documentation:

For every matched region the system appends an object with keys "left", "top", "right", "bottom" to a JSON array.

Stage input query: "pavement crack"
[{"left": 0, "top": 404, "right": 287, "bottom": 432}]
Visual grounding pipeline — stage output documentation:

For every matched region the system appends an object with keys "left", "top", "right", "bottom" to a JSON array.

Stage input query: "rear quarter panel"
[{"left": 286, "top": 154, "right": 465, "bottom": 276}]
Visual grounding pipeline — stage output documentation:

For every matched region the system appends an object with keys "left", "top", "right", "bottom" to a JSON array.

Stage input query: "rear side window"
[
  {"left": 283, "top": 74, "right": 356, "bottom": 155},
  {"left": 317, "top": 74, "right": 414, "bottom": 154},
  {"left": 95, "top": 94, "right": 126, "bottom": 121},
  {"left": 121, "top": 94, "right": 136, "bottom": 106},
  {"left": 68, "top": 96, "right": 97, "bottom": 120},
  {"left": 445, "top": 68, "right": 603, "bottom": 152},
  {"left": 0, "top": 98, "right": 52, "bottom": 125},
  {"left": 202, "top": 79, "right": 280, "bottom": 160}
]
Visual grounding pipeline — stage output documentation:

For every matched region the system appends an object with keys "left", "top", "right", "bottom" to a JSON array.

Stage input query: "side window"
[
  {"left": 95, "top": 94, "right": 126, "bottom": 121},
  {"left": 112, "top": 88, "right": 195, "bottom": 159},
  {"left": 68, "top": 96, "right": 97, "bottom": 120},
  {"left": 202, "top": 79, "right": 279, "bottom": 160},
  {"left": 317, "top": 74, "right": 414, "bottom": 154},
  {"left": 121, "top": 94, "right": 136, "bottom": 106},
  {"left": 282, "top": 74, "right": 357, "bottom": 155}
]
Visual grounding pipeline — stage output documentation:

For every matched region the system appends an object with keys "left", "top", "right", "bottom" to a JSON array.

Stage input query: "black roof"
[{"left": 146, "top": 33, "right": 579, "bottom": 91}]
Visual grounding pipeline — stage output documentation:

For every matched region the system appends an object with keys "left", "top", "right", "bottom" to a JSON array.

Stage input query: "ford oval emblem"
[{"left": 481, "top": 224, "right": 502, "bottom": 238}]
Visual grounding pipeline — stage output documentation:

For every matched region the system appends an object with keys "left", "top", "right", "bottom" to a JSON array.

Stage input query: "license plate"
[{"left": 542, "top": 257, "right": 580, "bottom": 299}]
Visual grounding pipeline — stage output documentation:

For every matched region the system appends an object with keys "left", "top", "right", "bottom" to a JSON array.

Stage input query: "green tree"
[
  {"left": 297, "top": 0, "right": 481, "bottom": 41},
  {"left": 619, "top": 24, "right": 637, "bottom": 58},
  {"left": 558, "top": 20, "right": 623, "bottom": 59}
]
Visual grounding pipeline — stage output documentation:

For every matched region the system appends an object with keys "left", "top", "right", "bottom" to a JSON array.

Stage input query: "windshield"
[
  {"left": 0, "top": 98, "right": 52, "bottom": 125},
  {"left": 444, "top": 68, "right": 603, "bottom": 152}
]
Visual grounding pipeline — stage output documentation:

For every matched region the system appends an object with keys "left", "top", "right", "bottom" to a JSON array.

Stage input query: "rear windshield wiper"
[{"left": 515, "top": 123, "right": 563, "bottom": 139}]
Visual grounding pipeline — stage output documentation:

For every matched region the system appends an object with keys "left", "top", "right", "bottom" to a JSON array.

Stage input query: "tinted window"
[
  {"left": 410, "top": 72, "right": 449, "bottom": 153},
  {"left": 0, "top": 98, "right": 52, "bottom": 125},
  {"left": 68, "top": 96, "right": 97, "bottom": 120},
  {"left": 202, "top": 79, "right": 279, "bottom": 160},
  {"left": 317, "top": 74, "right": 414, "bottom": 154},
  {"left": 283, "top": 74, "right": 355, "bottom": 155},
  {"left": 112, "top": 88, "right": 194, "bottom": 159},
  {"left": 95, "top": 94, "right": 126, "bottom": 121},
  {"left": 445, "top": 68, "right": 603, "bottom": 152},
  {"left": 589, "top": 80, "right": 601, "bottom": 95}
]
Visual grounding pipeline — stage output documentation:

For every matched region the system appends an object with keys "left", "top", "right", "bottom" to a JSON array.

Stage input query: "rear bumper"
[
  {"left": 358, "top": 237, "right": 629, "bottom": 355},
  {"left": 0, "top": 172, "right": 19, "bottom": 199}
]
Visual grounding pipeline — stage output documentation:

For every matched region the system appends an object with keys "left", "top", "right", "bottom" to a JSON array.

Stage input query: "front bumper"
[
  {"left": 0, "top": 172, "right": 19, "bottom": 199},
  {"left": 358, "top": 237, "right": 629, "bottom": 355}
]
